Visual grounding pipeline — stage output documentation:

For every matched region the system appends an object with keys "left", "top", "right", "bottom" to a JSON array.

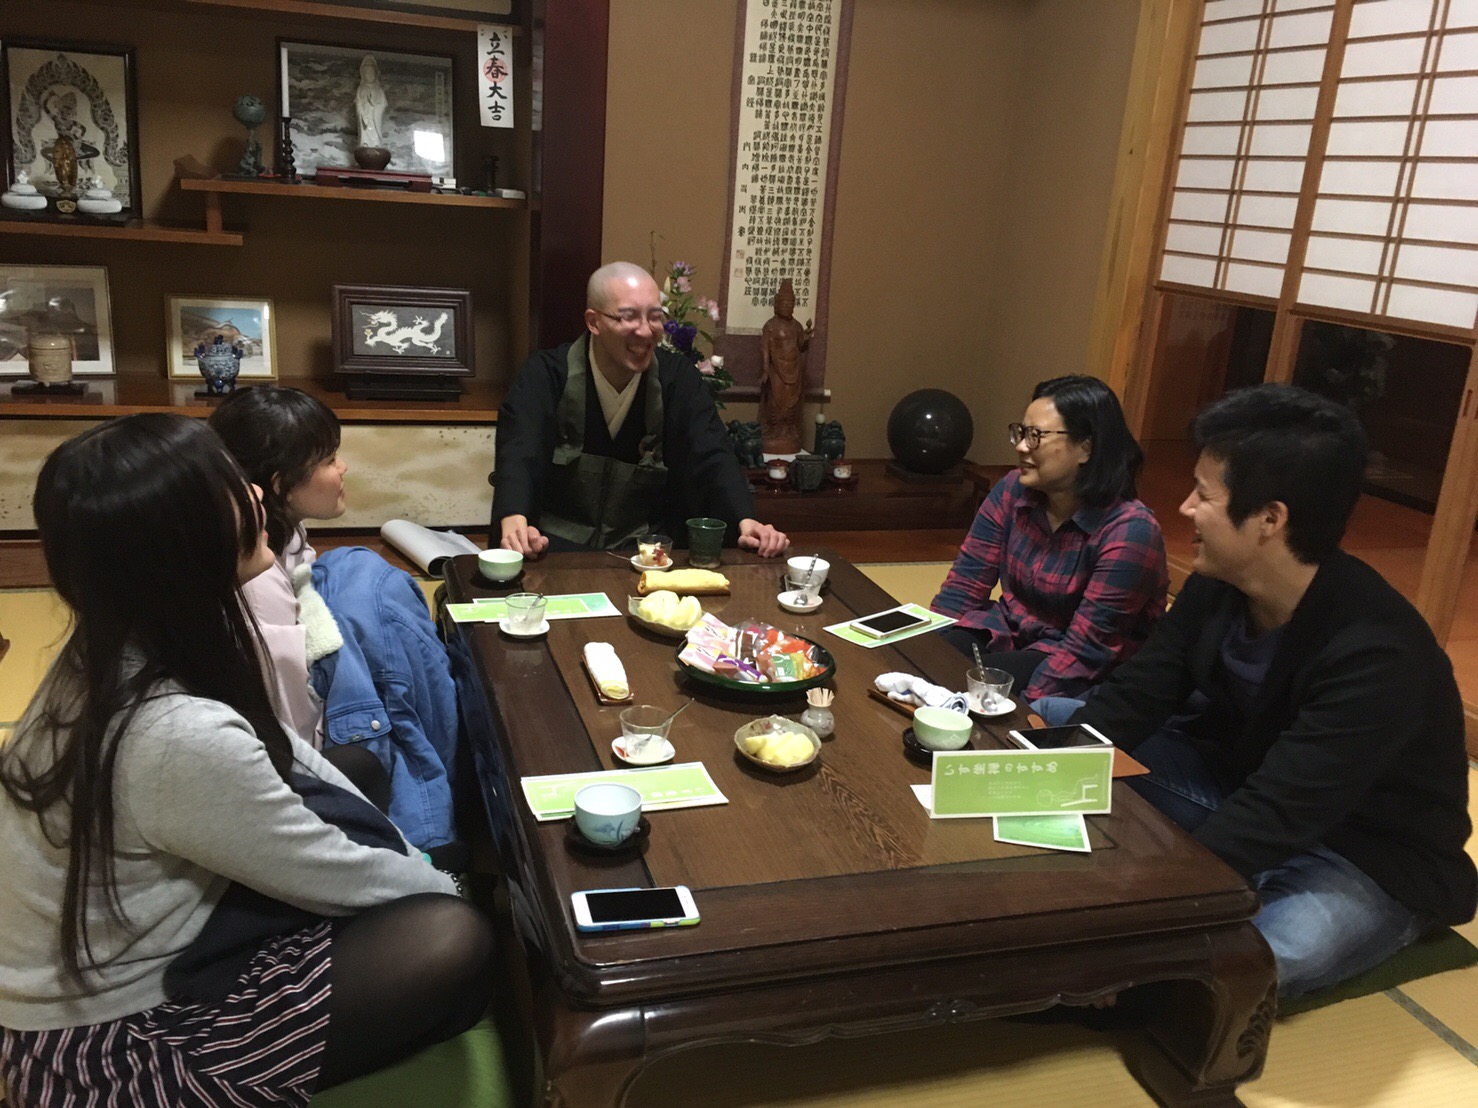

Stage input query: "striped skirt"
[{"left": 0, "top": 922, "right": 332, "bottom": 1108}]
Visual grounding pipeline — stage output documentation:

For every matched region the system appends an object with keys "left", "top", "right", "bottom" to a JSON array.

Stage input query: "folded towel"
[
  {"left": 583, "top": 642, "right": 630, "bottom": 701},
  {"left": 875, "top": 672, "right": 971, "bottom": 714}
]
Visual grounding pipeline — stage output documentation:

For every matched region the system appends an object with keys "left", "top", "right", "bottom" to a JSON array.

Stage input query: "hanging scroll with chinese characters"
[
  {"left": 477, "top": 24, "right": 514, "bottom": 128},
  {"left": 716, "top": 0, "right": 853, "bottom": 397}
]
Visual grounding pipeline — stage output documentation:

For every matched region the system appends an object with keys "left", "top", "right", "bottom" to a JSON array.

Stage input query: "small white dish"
[
  {"left": 777, "top": 589, "right": 821, "bottom": 613},
  {"left": 612, "top": 736, "right": 676, "bottom": 766},
  {"left": 970, "top": 695, "right": 1017, "bottom": 719},
  {"left": 498, "top": 617, "right": 551, "bottom": 638},
  {"left": 630, "top": 553, "right": 673, "bottom": 571}
]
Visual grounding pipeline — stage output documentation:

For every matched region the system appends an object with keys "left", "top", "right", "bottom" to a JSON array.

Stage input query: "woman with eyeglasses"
[{"left": 930, "top": 375, "right": 1169, "bottom": 702}]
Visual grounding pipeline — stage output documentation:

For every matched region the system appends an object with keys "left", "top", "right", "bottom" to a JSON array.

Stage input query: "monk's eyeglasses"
[{"left": 596, "top": 308, "right": 668, "bottom": 330}]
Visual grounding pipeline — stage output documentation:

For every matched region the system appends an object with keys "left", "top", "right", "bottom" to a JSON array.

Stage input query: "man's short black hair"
[
  {"left": 1032, "top": 375, "right": 1143, "bottom": 507},
  {"left": 1192, "top": 384, "right": 1368, "bottom": 564}
]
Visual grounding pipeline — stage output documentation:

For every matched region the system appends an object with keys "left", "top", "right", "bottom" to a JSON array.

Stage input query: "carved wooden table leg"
[
  {"left": 1129, "top": 922, "right": 1278, "bottom": 1107},
  {"left": 540, "top": 1002, "right": 648, "bottom": 1107}
]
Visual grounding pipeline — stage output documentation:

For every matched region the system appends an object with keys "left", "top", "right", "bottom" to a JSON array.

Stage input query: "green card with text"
[{"left": 930, "top": 748, "right": 1113, "bottom": 818}]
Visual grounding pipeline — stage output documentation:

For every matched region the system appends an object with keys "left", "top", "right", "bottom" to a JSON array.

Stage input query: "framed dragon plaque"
[{"left": 331, "top": 283, "right": 473, "bottom": 400}]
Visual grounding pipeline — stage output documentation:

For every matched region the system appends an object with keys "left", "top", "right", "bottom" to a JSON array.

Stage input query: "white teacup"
[
  {"left": 573, "top": 783, "right": 642, "bottom": 846},
  {"left": 786, "top": 556, "right": 830, "bottom": 597}
]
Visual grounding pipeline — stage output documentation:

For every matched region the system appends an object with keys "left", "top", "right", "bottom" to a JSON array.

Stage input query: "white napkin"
[
  {"left": 875, "top": 672, "right": 971, "bottom": 714},
  {"left": 583, "top": 642, "right": 629, "bottom": 700}
]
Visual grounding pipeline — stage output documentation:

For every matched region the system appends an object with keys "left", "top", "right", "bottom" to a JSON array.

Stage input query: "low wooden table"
[{"left": 443, "top": 551, "right": 1275, "bottom": 1106}]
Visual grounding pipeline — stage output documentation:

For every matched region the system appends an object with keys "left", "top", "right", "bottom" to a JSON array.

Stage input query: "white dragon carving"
[{"left": 361, "top": 310, "right": 449, "bottom": 355}]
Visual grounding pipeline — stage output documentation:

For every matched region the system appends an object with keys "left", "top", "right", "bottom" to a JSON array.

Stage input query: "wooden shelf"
[
  {"left": 179, "top": 176, "right": 526, "bottom": 210},
  {"left": 178, "top": 0, "right": 515, "bottom": 34},
  {"left": 0, "top": 217, "right": 243, "bottom": 247},
  {"left": 0, "top": 375, "right": 503, "bottom": 424}
]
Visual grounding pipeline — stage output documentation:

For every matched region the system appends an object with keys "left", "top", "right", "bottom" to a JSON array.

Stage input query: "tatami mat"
[
  {"left": 1, "top": 581, "right": 1475, "bottom": 1106},
  {"left": 856, "top": 562, "right": 951, "bottom": 612},
  {"left": 0, "top": 590, "right": 69, "bottom": 725}
]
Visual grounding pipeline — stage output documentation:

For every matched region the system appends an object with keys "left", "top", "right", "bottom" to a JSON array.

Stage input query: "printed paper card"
[
  {"left": 993, "top": 813, "right": 1091, "bottom": 853},
  {"left": 447, "top": 592, "right": 620, "bottom": 623},
  {"left": 824, "top": 603, "right": 956, "bottom": 649},
  {"left": 929, "top": 748, "right": 1113, "bottom": 819},
  {"left": 521, "top": 762, "right": 727, "bottom": 821}
]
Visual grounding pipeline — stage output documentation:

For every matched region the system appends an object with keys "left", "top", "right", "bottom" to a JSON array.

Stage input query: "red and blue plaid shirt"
[{"left": 931, "top": 470, "right": 1168, "bottom": 700}]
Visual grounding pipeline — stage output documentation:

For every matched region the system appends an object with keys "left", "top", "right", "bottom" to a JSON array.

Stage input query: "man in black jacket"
[
  {"left": 1064, "top": 384, "right": 1475, "bottom": 997},
  {"left": 492, "top": 261, "right": 788, "bottom": 557}
]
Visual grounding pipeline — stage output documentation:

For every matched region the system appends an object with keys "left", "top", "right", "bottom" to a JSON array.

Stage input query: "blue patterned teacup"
[{"left": 574, "top": 783, "right": 642, "bottom": 846}]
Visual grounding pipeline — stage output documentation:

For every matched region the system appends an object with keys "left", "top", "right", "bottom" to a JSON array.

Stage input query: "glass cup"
[
  {"left": 635, "top": 532, "right": 673, "bottom": 569},
  {"left": 686, "top": 517, "right": 726, "bottom": 569},
  {"left": 967, "top": 666, "right": 1014, "bottom": 714},
  {"left": 505, "top": 591, "right": 547, "bottom": 632},
  {"left": 619, "top": 704, "right": 676, "bottom": 760}
]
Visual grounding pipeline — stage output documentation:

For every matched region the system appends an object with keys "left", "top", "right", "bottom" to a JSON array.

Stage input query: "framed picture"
[
  {"left": 279, "top": 41, "right": 455, "bottom": 178},
  {"left": 332, "top": 285, "right": 473, "bottom": 378},
  {"left": 1, "top": 40, "right": 141, "bottom": 217},
  {"left": 165, "top": 297, "right": 278, "bottom": 382},
  {"left": 0, "top": 264, "right": 114, "bottom": 377}
]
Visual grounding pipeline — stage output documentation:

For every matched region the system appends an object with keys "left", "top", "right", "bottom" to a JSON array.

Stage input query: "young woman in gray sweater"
[{"left": 0, "top": 414, "right": 492, "bottom": 1106}]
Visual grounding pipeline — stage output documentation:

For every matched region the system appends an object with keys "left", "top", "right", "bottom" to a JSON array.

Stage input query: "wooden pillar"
[
  {"left": 1415, "top": 345, "right": 1478, "bottom": 644},
  {"left": 1086, "top": 0, "right": 1201, "bottom": 413},
  {"left": 530, "top": 0, "right": 609, "bottom": 350}
]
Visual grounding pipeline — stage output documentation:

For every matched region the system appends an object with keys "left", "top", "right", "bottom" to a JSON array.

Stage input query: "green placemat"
[
  {"left": 1278, "top": 927, "right": 1478, "bottom": 1017},
  {"left": 310, "top": 1018, "right": 512, "bottom": 1107}
]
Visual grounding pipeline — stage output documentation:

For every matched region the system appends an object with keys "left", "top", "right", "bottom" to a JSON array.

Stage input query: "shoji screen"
[
  {"left": 1297, "top": 0, "right": 1478, "bottom": 330},
  {"left": 1160, "top": 0, "right": 1334, "bottom": 299}
]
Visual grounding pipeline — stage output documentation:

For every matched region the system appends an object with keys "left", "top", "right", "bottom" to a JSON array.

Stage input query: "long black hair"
[
  {"left": 0, "top": 414, "right": 297, "bottom": 981},
  {"left": 1032, "top": 375, "right": 1143, "bottom": 506},
  {"left": 209, "top": 386, "right": 341, "bottom": 556}
]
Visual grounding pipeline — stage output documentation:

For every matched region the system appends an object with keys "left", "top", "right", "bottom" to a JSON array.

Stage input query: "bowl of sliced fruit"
[
  {"left": 734, "top": 716, "right": 821, "bottom": 773},
  {"left": 628, "top": 590, "right": 705, "bottom": 638}
]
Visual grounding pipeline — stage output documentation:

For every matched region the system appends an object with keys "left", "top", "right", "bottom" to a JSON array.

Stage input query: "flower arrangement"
[{"left": 657, "top": 259, "right": 734, "bottom": 408}]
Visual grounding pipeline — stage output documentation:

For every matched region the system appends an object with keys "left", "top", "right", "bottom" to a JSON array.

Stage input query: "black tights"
[{"left": 317, "top": 892, "right": 496, "bottom": 1090}]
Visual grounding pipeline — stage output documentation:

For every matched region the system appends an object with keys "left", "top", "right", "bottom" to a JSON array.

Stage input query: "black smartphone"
[{"left": 1007, "top": 723, "right": 1113, "bottom": 750}]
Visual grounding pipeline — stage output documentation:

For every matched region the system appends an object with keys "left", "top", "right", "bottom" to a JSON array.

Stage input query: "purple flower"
[
  {"left": 673, "top": 323, "right": 698, "bottom": 352},
  {"left": 671, "top": 260, "right": 693, "bottom": 277},
  {"left": 664, "top": 319, "right": 680, "bottom": 337}
]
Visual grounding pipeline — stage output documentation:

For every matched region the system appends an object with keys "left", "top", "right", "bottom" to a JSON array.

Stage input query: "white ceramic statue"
[
  {"left": 77, "top": 176, "right": 122, "bottom": 215},
  {"left": 2, "top": 169, "right": 47, "bottom": 211},
  {"left": 355, "top": 55, "right": 388, "bottom": 149}
]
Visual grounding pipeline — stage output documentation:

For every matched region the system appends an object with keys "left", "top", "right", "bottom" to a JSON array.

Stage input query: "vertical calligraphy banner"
[
  {"left": 478, "top": 25, "right": 515, "bottom": 128},
  {"left": 716, "top": 0, "right": 853, "bottom": 399}
]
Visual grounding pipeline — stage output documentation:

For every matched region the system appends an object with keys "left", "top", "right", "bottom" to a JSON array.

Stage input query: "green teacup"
[{"left": 912, "top": 706, "right": 973, "bottom": 751}]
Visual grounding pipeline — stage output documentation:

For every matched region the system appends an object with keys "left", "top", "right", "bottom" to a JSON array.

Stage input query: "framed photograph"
[
  {"left": 165, "top": 297, "right": 278, "bottom": 382},
  {"left": 0, "top": 264, "right": 114, "bottom": 377},
  {"left": 1, "top": 40, "right": 141, "bottom": 217},
  {"left": 279, "top": 41, "right": 455, "bottom": 178},
  {"left": 332, "top": 285, "right": 473, "bottom": 378}
]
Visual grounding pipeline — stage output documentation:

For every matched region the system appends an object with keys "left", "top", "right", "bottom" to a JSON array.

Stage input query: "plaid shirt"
[{"left": 931, "top": 470, "right": 1168, "bottom": 700}]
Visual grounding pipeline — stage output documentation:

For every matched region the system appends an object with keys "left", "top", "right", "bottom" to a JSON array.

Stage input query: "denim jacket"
[{"left": 309, "top": 547, "right": 458, "bottom": 850}]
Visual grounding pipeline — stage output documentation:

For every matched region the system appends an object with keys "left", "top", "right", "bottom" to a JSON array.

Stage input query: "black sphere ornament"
[{"left": 886, "top": 388, "right": 975, "bottom": 475}]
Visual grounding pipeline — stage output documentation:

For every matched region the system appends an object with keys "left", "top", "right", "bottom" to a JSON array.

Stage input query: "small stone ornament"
[
  {"left": 799, "top": 688, "right": 835, "bottom": 740},
  {"left": 195, "top": 334, "right": 245, "bottom": 396},
  {"left": 1, "top": 170, "right": 47, "bottom": 211}
]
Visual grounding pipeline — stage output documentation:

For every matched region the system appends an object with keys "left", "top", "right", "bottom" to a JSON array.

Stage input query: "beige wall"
[{"left": 602, "top": 0, "right": 1140, "bottom": 461}]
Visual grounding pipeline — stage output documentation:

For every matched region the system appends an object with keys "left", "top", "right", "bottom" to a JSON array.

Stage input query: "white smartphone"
[
  {"left": 1007, "top": 723, "right": 1114, "bottom": 750},
  {"left": 570, "top": 886, "right": 700, "bottom": 933},
  {"left": 852, "top": 606, "right": 932, "bottom": 638}
]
